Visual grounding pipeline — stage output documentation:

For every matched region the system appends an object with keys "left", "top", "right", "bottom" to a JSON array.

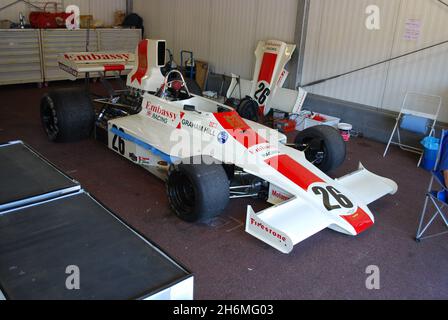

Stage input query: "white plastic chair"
[{"left": 383, "top": 92, "right": 442, "bottom": 166}]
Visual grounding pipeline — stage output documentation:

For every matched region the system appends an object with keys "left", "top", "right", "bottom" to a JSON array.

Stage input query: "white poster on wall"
[{"left": 404, "top": 19, "right": 422, "bottom": 41}]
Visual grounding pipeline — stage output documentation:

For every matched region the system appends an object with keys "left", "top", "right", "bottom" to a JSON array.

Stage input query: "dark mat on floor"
[{"left": 0, "top": 142, "right": 79, "bottom": 210}]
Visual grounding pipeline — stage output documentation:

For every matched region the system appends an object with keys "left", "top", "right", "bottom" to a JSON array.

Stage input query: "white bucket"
[{"left": 338, "top": 123, "right": 353, "bottom": 142}]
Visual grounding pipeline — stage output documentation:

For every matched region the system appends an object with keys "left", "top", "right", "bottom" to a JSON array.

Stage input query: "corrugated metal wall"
[
  {"left": 134, "top": 0, "right": 298, "bottom": 79},
  {"left": 0, "top": 0, "right": 125, "bottom": 26},
  {"left": 302, "top": 0, "right": 448, "bottom": 122}
]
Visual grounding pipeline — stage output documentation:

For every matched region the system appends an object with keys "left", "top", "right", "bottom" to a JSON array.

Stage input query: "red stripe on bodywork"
[
  {"left": 214, "top": 111, "right": 267, "bottom": 148},
  {"left": 258, "top": 53, "right": 278, "bottom": 83},
  {"left": 342, "top": 208, "right": 374, "bottom": 234},
  {"left": 104, "top": 64, "right": 125, "bottom": 72},
  {"left": 257, "top": 52, "right": 278, "bottom": 113},
  {"left": 265, "top": 154, "right": 324, "bottom": 190},
  {"left": 131, "top": 40, "right": 148, "bottom": 84}
]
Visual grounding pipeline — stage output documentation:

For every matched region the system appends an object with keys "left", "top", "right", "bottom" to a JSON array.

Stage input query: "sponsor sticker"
[
  {"left": 223, "top": 113, "right": 248, "bottom": 130},
  {"left": 181, "top": 119, "right": 218, "bottom": 136},
  {"left": 145, "top": 102, "right": 177, "bottom": 125},
  {"left": 249, "top": 217, "right": 287, "bottom": 243},
  {"left": 209, "top": 122, "right": 218, "bottom": 129},
  {"left": 248, "top": 143, "right": 280, "bottom": 160},
  {"left": 129, "top": 153, "right": 151, "bottom": 165},
  {"left": 271, "top": 189, "right": 291, "bottom": 202},
  {"left": 217, "top": 131, "right": 229, "bottom": 144}
]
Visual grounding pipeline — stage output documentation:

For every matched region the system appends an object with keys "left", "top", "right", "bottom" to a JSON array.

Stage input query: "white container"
[
  {"left": 295, "top": 113, "right": 340, "bottom": 131},
  {"left": 338, "top": 123, "right": 353, "bottom": 141}
]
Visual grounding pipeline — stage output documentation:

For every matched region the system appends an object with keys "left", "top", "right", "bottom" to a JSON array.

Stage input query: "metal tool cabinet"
[
  {"left": 0, "top": 29, "right": 43, "bottom": 86},
  {"left": 97, "top": 28, "right": 141, "bottom": 51}
]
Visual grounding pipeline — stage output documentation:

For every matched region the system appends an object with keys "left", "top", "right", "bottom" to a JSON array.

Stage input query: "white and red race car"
[{"left": 40, "top": 39, "right": 397, "bottom": 254}]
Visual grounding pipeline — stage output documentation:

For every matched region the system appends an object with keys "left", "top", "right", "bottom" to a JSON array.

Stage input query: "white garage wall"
[
  {"left": 0, "top": 0, "right": 126, "bottom": 26},
  {"left": 302, "top": 0, "right": 448, "bottom": 122},
  {"left": 133, "top": 0, "right": 298, "bottom": 79}
]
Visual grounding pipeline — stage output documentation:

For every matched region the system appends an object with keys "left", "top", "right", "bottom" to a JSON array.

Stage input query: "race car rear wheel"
[
  {"left": 41, "top": 88, "right": 95, "bottom": 142},
  {"left": 167, "top": 157, "right": 230, "bottom": 222},
  {"left": 294, "top": 125, "right": 346, "bottom": 173}
]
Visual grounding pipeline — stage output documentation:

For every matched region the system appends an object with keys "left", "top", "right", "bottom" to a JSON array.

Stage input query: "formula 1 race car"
[{"left": 40, "top": 39, "right": 397, "bottom": 254}]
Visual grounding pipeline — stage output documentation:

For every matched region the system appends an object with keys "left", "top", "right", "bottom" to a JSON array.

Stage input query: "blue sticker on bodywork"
[
  {"left": 110, "top": 127, "right": 176, "bottom": 164},
  {"left": 217, "top": 131, "right": 229, "bottom": 144}
]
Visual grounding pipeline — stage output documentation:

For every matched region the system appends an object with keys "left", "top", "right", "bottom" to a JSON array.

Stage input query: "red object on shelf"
[
  {"left": 275, "top": 119, "right": 297, "bottom": 133},
  {"left": 311, "top": 114, "right": 326, "bottom": 122},
  {"left": 29, "top": 2, "right": 71, "bottom": 29}
]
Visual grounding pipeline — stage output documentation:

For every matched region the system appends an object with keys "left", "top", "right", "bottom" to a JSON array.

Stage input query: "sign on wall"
[{"left": 404, "top": 19, "right": 422, "bottom": 41}]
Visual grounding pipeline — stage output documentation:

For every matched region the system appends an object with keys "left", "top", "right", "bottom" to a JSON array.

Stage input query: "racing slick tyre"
[
  {"left": 41, "top": 88, "right": 95, "bottom": 143},
  {"left": 294, "top": 125, "right": 346, "bottom": 173},
  {"left": 237, "top": 97, "right": 259, "bottom": 122},
  {"left": 185, "top": 78, "right": 202, "bottom": 96},
  {"left": 167, "top": 157, "right": 230, "bottom": 222}
]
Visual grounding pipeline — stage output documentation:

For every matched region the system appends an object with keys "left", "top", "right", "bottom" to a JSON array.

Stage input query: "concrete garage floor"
[{"left": 1, "top": 82, "right": 448, "bottom": 300}]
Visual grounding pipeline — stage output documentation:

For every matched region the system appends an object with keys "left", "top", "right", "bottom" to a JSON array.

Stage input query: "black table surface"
[
  {"left": 0, "top": 143, "right": 79, "bottom": 207},
  {"left": 0, "top": 192, "right": 191, "bottom": 300}
]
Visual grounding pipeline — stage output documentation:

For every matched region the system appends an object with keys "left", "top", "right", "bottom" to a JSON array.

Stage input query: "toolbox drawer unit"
[{"left": 0, "top": 29, "right": 43, "bottom": 86}]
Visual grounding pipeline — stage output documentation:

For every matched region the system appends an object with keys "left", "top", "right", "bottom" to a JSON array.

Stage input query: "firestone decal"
[
  {"left": 250, "top": 218, "right": 287, "bottom": 242},
  {"left": 248, "top": 143, "right": 280, "bottom": 160}
]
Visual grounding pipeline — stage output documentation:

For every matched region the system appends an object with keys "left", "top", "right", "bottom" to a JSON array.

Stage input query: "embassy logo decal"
[
  {"left": 145, "top": 102, "right": 177, "bottom": 125},
  {"left": 64, "top": 53, "right": 131, "bottom": 61}
]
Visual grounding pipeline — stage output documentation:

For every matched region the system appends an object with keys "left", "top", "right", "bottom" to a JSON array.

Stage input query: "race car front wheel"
[
  {"left": 167, "top": 157, "right": 230, "bottom": 222},
  {"left": 41, "top": 88, "right": 95, "bottom": 142},
  {"left": 294, "top": 125, "right": 346, "bottom": 173}
]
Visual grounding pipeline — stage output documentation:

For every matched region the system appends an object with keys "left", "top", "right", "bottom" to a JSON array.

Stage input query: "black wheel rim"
[
  {"left": 41, "top": 96, "right": 59, "bottom": 140},
  {"left": 168, "top": 170, "right": 196, "bottom": 217}
]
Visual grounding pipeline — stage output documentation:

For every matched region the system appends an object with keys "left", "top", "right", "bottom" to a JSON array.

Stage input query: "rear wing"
[
  {"left": 250, "top": 40, "right": 296, "bottom": 115},
  {"left": 58, "top": 51, "right": 135, "bottom": 79},
  {"left": 226, "top": 39, "right": 308, "bottom": 115}
]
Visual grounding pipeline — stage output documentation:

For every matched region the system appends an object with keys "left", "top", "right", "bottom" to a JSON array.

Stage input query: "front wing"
[{"left": 246, "top": 165, "right": 397, "bottom": 254}]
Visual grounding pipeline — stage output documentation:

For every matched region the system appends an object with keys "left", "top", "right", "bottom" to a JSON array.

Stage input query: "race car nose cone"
[{"left": 342, "top": 207, "right": 374, "bottom": 235}]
